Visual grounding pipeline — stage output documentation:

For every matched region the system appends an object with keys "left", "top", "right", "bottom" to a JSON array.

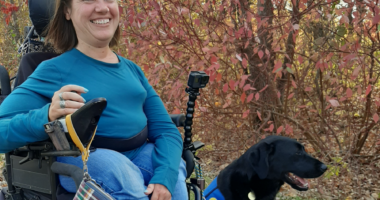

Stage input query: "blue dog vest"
[{"left": 204, "top": 176, "right": 225, "bottom": 200}]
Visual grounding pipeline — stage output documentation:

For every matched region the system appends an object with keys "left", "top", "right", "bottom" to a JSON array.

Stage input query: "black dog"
[{"left": 204, "top": 135, "right": 327, "bottom": 200}]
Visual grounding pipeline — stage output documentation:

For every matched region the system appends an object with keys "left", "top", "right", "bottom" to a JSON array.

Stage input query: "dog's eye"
[{"left": 295, "top": 151, "right": 302, "bottom": 155}]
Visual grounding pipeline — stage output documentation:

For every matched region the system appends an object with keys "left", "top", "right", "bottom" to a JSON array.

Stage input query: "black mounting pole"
[
  {"left": 5, "top": 153, "right": 15, "bottom": 193},
  {"left": 183, "top": 87, "right": 200, "bottom": 150}
]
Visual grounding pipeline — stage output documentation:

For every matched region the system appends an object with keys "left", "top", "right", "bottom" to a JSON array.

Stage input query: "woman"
[{"left": 0, "top": 0, "right": 187, "bottom": 199}]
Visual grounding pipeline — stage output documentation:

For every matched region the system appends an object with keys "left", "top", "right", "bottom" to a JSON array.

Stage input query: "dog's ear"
[{"left": 249, "top": 142, "right": 273, "bottom": 179}]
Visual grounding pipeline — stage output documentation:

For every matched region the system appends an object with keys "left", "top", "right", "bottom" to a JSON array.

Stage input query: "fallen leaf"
[
  {"left": 291, "top": 80, "right": 297, "bottom": 88},
  {"left": 243, "top": 84, "right": 251, "bottom": 91},
  {"left": 236, "top": 54, "right": 242, "bottom": 61},
  {"left": 329, "top": 99, "right": 340, "bottom": 107},
  {"left": 223, "top": 83, "right": 228, "bottom": 93},
  {"left": 229, "top": 80, "right": 235, "bottom": 90},
  {"left": 199, "top": 107, "right": 207, "bottom": 112},
  {"left": 269, "top": 124, "right": 274, "bottom": 132},
  {"left": 241, "top": 92, "right": 246, "bottom": 104},
  {"left": 242, "top": 109, "right": 250, "bottom": 118},
  {"left": 374, "top": 113, "right": 379, "bottom": 123},
  {"left": 247, "top": 93, "right": 254, "bottom": 102},
  {"left": 259, "top": 85, "right": 268, "bottom": 93},
  {"left": 258, "top": 50, "right": 264, "bottom": 59},
  {"left": 373, "top": 15, "right": 380, "bottom": 25},
  {"left": 346, "top": 88, "right": 352, "bottom": 98},
  {"left": 257, "top": 111, "right": 262, "bottom": 121},
  {"left": 216, "top": 73, "right": 222, "bottom": 82},
  {"left": 172, "top": 108, "right": 181, "bottom": 114},
  {"left": 365, "top": 85, "right": 371, "bottom": 96}
]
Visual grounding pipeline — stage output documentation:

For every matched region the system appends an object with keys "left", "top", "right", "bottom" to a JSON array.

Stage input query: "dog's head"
[{"left": 248, "top": 135, "right": 327, "bottom": 191}]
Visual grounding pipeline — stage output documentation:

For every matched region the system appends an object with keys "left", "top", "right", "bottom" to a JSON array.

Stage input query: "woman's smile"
[
  {"left": 67, "top": 0, "right": 120, "bottom": 47},
  {"left": 90, "top": 18, "right": 111, "bottom": 25}
]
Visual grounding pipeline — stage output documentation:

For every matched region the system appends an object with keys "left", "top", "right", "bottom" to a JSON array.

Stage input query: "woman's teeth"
[{"left": 91, "top": 19, "right": 110, "bottom": 24}]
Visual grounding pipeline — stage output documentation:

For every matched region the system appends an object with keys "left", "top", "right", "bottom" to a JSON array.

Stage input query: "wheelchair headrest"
[{"left": 29, "top": 0, "right": 56, "bottom": 37}]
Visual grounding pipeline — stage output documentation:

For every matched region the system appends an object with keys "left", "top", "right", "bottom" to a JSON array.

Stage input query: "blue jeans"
[{"left": 57, "top": 143, "right": 188, "bottom": 200}]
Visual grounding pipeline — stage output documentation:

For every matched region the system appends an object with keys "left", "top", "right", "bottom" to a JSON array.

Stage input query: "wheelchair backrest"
[
  {"left": 14, "top": 0, "right": 59, "bottom": 89},
  {"left": 1, "top": 0, "right": 58, "bottom": 103},
  {"left": 14, "top": 52, "right": 59, "bottom": 89},
  {"left": 0, "top": 64, "right": 11, "bottom": 104},
  {"left": 19, "top": 0, "right": 57, "bottom": 56},
  {"left": 29, "top": 0, "right": 56, "bottom": 37}
]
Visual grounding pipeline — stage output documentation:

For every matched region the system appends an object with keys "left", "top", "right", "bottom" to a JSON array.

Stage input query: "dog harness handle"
[{"left": 65, "top": 114, "right": 97, "bottom": 163}]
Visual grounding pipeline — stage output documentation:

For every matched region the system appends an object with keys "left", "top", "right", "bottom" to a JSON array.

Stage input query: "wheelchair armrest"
[
  {"left": 40, "top": 150, "right": 81, "bottom": 157},
  {"left": 169, "top": 114, "right": 185, "bottom": 127},
  {"left": 182, "top": 141, "right": 205, "bottom": 179},
  {"left": 182, "top": 149, "right": 194, "bottom": 179},
  {"left": 14, "top": 141, "right": 80, "bottom": 166},
  {"left": 0, "top": 64, "right": 11, "bottom": 95},
  {"left": 15, "top": 141, "right": 80, "bottom": 156},
  {"left": 51, "top": 162, "right": 83, "bottom": 190},
  {"left": 15, "top": 141, "right": 54, "bottom": 152}
]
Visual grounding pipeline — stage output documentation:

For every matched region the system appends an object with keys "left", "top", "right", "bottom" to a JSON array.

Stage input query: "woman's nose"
[{"left": 94, "top": 2, "right": 110, "bottom": 13}]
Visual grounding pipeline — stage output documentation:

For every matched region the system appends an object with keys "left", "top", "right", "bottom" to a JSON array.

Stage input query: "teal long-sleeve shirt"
[{"left": 0, "top": 48, "right": 183, "bottom": 194}]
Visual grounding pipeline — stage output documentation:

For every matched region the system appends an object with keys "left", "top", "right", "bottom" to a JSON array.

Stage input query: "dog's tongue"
[
  {"left": 288, "top": 173, "right": 308, "bottom": 187},
  {"left": 293, "top": 174, "right": 309, "bottom": 187},
  {"left": 295, "top": 176, "right": 308, "bottom": 186}
]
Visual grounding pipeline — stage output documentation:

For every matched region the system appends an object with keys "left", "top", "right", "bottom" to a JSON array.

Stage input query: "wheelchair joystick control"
[{"left": 43, "top": 98, "right": 107, "bottom": 151}]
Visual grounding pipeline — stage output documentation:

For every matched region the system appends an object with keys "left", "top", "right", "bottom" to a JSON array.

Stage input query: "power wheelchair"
[{"left": 0, "top": 0, "right": 208, "bottom": 199}]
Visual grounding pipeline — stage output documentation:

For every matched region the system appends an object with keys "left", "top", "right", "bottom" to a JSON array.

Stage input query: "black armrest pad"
[
  {"left": 182, "top": 149, "right": 194, "bottom": 179},
  {"left": 51, "top": 162, "right": 83, "bottom": 190},
  {"left": 169, "top": 114, "right": 185, "bottom": 127}
]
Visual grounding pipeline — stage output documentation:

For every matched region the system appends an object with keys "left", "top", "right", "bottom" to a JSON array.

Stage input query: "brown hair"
[{"left": 45, "top": 0, "right": 120, "bottom": 53}]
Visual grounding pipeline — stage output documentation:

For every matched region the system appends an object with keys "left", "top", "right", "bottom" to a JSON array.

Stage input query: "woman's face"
[{"left": 65, "top": 0, "right": 119, "bottom": 48}]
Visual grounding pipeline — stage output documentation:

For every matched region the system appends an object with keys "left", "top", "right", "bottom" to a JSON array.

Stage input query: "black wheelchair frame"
[{"left": 0, "top": 1, "right": 208, "bottom": 199}]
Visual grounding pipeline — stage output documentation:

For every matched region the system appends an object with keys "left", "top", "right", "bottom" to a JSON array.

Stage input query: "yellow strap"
[{"left": 65, "top": 114, "right": 97, "bottom": 162}]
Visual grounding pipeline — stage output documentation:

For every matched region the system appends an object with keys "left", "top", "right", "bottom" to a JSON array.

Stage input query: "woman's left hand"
[{"left": 144, "top": 184, "right": 171, "bottom": 200}]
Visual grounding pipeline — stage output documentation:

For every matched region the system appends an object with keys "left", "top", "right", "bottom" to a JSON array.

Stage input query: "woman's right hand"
[{"left": 48, "top": 85, "right": 88, "bottom": 122}]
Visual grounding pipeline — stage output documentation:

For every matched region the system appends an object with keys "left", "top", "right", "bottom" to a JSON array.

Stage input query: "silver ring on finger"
[
  {"left": 59, "top": 100, "right": 66, "bottom": 109},
  {"left": 59, "top": 92, "right": 64, "bottom": 101}
]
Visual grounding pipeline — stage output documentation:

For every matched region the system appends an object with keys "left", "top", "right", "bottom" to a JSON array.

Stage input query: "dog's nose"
[{"left": 320, "top": 164, "right": 327, "bottom": 172}]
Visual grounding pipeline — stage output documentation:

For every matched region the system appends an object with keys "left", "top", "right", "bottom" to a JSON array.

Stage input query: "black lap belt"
[{"left": 92, "top": 126, "right": 148, "bottom": 152}]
